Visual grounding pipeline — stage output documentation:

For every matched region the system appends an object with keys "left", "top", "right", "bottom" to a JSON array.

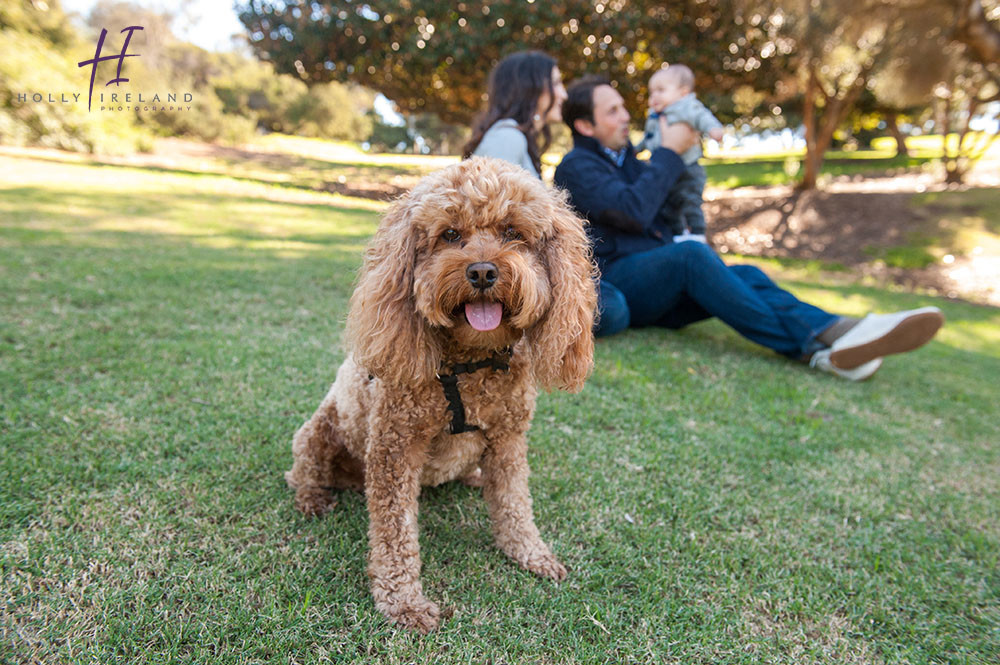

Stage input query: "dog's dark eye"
[
  {"left": 442, "top": 228, "right": 461, "bottom": 243},
  {"left": 503, "top": 225, "right": 522, "bottom": 242}
]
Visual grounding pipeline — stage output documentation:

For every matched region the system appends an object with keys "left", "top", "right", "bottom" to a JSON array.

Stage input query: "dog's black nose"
[{"left": 466, "top": 262, "right": 498, "bottom": 290}]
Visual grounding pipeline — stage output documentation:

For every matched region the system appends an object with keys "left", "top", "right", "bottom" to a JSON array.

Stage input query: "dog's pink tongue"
[{"left": 465, "top": 301, "right": 503, "bottom": 332}]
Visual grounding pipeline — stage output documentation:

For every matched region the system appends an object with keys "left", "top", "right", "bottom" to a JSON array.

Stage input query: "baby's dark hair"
[{"left": 653, "top": 64, "right": 695, "bottom": 90}]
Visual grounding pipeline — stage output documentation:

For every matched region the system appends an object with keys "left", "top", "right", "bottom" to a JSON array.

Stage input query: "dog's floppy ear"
[
  {"left": 345, "top": 194, "right": 440, "bottom": 386},
  {"left": 528, "top": 190, "right": 598, "bottom": 392}
]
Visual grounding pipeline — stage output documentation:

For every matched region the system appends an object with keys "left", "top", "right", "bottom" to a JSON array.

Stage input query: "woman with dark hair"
[
  {"left": 463, "top": 50, "right": 629, "bottom": 337},
  {"left": 463, "top": 51, "right": 561, "bottom": 177}
]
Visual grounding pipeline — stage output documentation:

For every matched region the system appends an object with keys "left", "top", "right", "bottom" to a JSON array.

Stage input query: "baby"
[{"left": 638, "top": 65, "right": 724, "bottom": 243}]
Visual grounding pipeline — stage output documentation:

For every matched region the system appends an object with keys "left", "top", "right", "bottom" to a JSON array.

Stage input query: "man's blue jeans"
[
  {"left": 601, "top": 241, "right": 837, "bottom": 358},
  {"left": 595, "top": 280, "right": 630, "bottom": 338}
]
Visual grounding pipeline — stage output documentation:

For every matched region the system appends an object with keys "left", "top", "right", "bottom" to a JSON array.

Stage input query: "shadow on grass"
[
  {"left": 708, "top": 185, "right": 1000, "bottom": 276},
  {"left": 914, "top": 187, "right": 1000, "bottom": 235},
  {"left": 10, "top": 150, "right": 424, "bottom": 202},
  {"left": 0, "top": 185, "right": 379, "bottom": 252}
]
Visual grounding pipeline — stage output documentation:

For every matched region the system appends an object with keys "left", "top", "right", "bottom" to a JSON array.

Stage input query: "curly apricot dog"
[{"left": 285, "top": 158, "right": 597, "bottom": 632}]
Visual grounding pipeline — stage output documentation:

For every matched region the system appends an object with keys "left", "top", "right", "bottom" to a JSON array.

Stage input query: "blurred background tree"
[
  {"left": 236, "top": 0, "right": 790, "bottom": 127},
  {"left": 1, "top": 0, "right": 375, "bottom": 151},
  {"left": 738, "top": 0, "right": 998, "bottom": 186},
  {"left": 0, "top": 0, "right": 153, "bottom": 152},
  {"left": 238, "top": 0, "right": 999, "bottom": 186},
  {"left": 866, "top": 0, "right": 1000, "bottom": 183},
  {"left": 744, "top": 0, "right": 921, "bottom": 189}
]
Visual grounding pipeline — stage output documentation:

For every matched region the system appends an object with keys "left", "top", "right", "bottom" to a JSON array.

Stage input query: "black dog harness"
[{"left": 437, "top": 348, "right": 513, "bottom": 434}]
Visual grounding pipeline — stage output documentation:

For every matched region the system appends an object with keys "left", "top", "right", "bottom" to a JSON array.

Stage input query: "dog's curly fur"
[{"left": 285, "top": 158, "right": 597, "bottom": 632}]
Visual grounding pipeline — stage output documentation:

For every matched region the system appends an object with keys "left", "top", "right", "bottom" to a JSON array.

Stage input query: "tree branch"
[{"left": 956, "top": 0, "right": 1000, "bottom": 66}]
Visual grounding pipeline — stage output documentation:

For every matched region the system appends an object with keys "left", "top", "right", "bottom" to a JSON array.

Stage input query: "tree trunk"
[
  {"left": 935, "top": 90, "right": 965, "bottom": 184},
  {"left": 798, "top": 64, "right": 869, "bottom": 190},
  {"left": 934, "top": 96, "right": 949, "bottom": 140},
  {"left": 799, "top": 65, "right": 820, "bottom": 190},
  {"left": 886, "top": 112, "right": 909, "bottom": 157},
  {"left": 947, "top": 94, "right": 984, "bottom": 184}
]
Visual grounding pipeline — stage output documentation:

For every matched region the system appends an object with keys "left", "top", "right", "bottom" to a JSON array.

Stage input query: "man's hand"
[
  {"left": 657, "top": 116, "right": 699, "bottom": 154},
  {"left": 709, "top": 127, "right": 725, "bottom": 142}
]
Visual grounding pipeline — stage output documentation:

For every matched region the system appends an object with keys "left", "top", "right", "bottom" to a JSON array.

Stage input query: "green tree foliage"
[
  {"left": 0, "top": 0, "right": 77, "bottom": 47},
  {"left": 84, "top": 2, "right": 375, "bottom": 144},
  {"left": 841, "top": 89, "right": 925, "bottom": 156},
  {"left": 366, "top": 112, "right": 410, "bottom": 152},
  {"left": 85, "top": 0, "right": 176, "bottom": 63},
  {"left": 1, "top": 0, "right": 376, "bottom": 152},
  {"left": 286, "top": 81, "right": 374, "bottom": 140},
  {"left": 0, "top": 0, "right": 152, "bottom": 153},
  {"left": 237, "top": 0, "right": 790, "bottom": 126},
  {"left": 210, "top": 55, "right": 374, "bottom": 140},
  {"left": 237, "top": 0, "right": 1000, "bottom": 184}
]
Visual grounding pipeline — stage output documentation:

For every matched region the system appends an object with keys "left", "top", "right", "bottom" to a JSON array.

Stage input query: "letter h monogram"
[{"left": 78, "top": 26, "right": 144, "bottom": 111}]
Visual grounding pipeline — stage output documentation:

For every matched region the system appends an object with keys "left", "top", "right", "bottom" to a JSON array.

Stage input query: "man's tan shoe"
[{"left": 829, "top": 307, "right": 944, "bottom": 370}]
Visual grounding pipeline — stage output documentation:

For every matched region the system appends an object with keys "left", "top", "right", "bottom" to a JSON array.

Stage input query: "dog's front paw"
[
  {"left": 521, "top": 551, "right": 567, "bottom": 581},
  {"left": 293, "top": 487, "right": 336, "bottom": 517},
  {"left": 379, "top": 595, "right": 441, "bottom": 633}
]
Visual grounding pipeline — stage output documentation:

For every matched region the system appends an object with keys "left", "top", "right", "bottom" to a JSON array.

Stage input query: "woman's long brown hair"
[{"left": 462, "top": 51, "right": 557, "bottom": 174}]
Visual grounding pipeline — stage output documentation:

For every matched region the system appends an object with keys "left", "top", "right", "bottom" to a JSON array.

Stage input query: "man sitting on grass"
[{"left": 553, "top": 75, "right": 943, "bottom": 380}]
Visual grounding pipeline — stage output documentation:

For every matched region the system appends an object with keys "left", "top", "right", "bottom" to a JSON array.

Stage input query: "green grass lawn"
[
  {"left": 2, "top": 153, "right": 998, "bottom": 664},
  {"left": 701, "top": 152, "right": 940, "bottom": 189},
  {"left": 699, "top": 134, "right": 976, "bottom": 189}
]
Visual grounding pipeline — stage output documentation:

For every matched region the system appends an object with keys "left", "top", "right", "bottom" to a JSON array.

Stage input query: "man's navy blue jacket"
[{"left": 553, "top": 134, "right": 686, "bottom": 274}]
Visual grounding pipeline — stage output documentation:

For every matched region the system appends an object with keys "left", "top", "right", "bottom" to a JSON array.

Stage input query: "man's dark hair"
[{"left": 563, "top": 75, "right": 611, "bottom": 137}]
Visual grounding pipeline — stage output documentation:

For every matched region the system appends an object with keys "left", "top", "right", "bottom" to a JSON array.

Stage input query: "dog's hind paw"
[
  {"left": 381, "top": 596, "right": 441, "bottom": 633},
  {"left": 521, "top": 552, "right": 567, "bottom": 582},
  {"left": 293, "top": 487, "right": 337, "bottom": 517},
  {"left": 460, "top": 466, "right": 484, "bottom": 488}
]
